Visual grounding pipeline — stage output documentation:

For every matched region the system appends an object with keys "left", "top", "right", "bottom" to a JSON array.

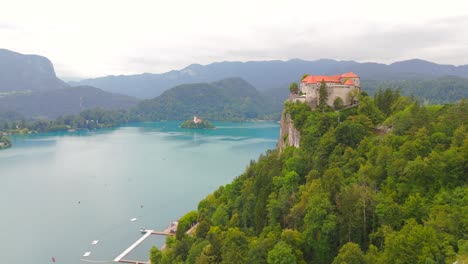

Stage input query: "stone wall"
[
  {"left": 327, "top": 85, "right": 354, "bottom": 106},
  {"left": 301, "top": 82, "right": 357, "bottom": 107}
]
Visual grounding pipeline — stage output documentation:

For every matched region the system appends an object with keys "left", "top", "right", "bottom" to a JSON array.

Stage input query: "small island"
[
  {"left": 0, "top": 134, "right": 12, "bottom": 150},
  {"left": 180, "top": 116, "right": 215, "bottom": 129}
]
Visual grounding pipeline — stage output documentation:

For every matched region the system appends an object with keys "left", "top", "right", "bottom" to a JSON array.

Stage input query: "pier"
[
  {"left": 113, "top": 223, "right": 178, "bottom": 263},
  {"left": 113, "top": 231, "right": 153, "bottom": 262},
  {"left": 117, "top": 259, "right": 149, "bottom": 264}
]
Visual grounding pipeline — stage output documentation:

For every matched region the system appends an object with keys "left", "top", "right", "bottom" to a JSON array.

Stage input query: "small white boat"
[
  {"left": 130, "top": 218, "right": 138, "bottom": 222},
  {"left": 91, "top": 240, "right": 99, "bottom": 245},
  {"left": 83, "top": 252, "right": 91, "bottom": 257}
]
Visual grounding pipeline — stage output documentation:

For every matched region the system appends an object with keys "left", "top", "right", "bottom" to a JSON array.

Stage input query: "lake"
[{"left": 0, "top": 121, "right": 279, "bottom": 264}]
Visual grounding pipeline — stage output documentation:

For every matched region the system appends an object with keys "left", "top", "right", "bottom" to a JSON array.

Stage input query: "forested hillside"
[
  {"left": 362, "top": 76, "right": 468, "bottom": 103},
  {"left": 133, "top": 78, "right": 273, "bottom": 121},
  {"left": 0, "top": 86, "right": 138, "bottom": 119},
  {"left": 0, "top": 108, "right": 132, "bottom": 134},
  {"left": 151, "top": 92, "right": 467, "bottom": 264}
]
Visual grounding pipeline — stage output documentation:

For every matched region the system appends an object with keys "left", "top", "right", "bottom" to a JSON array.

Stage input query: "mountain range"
[
  {"left": 71, "top": 58, "right": 468, "bottom": 98},
  {"left": 1, "top": 48, "right": 467, "bottom": 120},
  {"left": 0, "top": 85, "right": 138, "bottom": 119},
  {"left": 0, "top": 49, "right": 138, "bottom": 119}
]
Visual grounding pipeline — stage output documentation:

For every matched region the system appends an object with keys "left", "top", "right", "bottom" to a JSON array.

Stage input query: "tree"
[
  {"left": 186, "top": 241, "right": 210, "bottom": 264},
  {"left": 319, "top": 80, "right": 329, "bottom": 111},
  {"left": 303, "top": 185, "right": 338, "bottom": 263},
  {"left": 301, "top": 74, "right": 309, "bottom": 81},
  {"left": 247, "top": 234, "right": 277, "bottom": 264},
  {"left": 335, "top": 120, "right": 368, "bottom": 148},
  {"left": 289, "top": 83, "right": 299, "bottom": 95},
  {"left": 206, "top": 226, "right": 224, "bottom": 263},
  {"left": 333, "top": 97, "right": 344, "bottom": 110},
  {"left": 150, "top": 246, "right": 162, "bottom": 264},
  {"left": 332, "top": 242, "right": 366, "bottom": 264},
  {"left": 212, "top": 204, "right": 229, "bottom": 226},
  {"left": 357, "top": 96, "right": 384, "bottom": 125},
  {"left": 221, "top": 228, "right": 249, "bottom": 264},
  {"left": 196, "top": 219, "right": 211, "bottom": 239},
  {"left": 349, "top": 88, "right": 360, "bottom": 104},
  {"left": 267, "top": 241, "right": 297, "bottom": 264},
  {"left": 336, "top": 185, "right": 363, "bottom": 243},
  {"left": 381, "top": 219, "right": 451, "bottom": 263},
  {"left": 176, "top": 211, "right": 198, "bottom": 240},
  {"left": 374, "top": 88, "right": 401, "bottom": 116}
]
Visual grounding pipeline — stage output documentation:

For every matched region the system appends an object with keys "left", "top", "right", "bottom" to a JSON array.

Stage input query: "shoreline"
[{"left": 2, "top": 120, "right": 280, "bottom": 138}]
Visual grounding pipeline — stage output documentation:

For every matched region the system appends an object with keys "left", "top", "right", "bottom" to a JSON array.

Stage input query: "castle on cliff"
[{"left": 291, "top": 72, "right": 361, "bottom": 107}]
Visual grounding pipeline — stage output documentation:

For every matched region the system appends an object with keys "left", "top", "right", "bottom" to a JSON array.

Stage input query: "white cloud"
[{"left": 1, "top": 0, "right": 467, "bottom": 78}]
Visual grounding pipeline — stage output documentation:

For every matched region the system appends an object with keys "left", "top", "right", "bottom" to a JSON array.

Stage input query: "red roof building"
[
  {"left": 344, "top": 79, "right": 355, "bottom": 85},
  {"left": 301, "top": 72, "right": 359, "bottom": 85},
  {"left": 297, "top": 72, "right": 361, "bottom": 108}
]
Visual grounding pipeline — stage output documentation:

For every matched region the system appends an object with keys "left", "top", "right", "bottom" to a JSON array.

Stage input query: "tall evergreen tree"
[{"left": 319, "top": 80, "right": 329, "bottom": 111}]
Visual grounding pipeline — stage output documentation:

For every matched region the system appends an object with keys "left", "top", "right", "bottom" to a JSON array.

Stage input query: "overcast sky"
[{"left": 1, "top": 0, "right": 468, "bottom": 79}]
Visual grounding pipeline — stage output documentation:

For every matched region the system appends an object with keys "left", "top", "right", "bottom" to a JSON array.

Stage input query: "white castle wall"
[{"left": 299, "top": 80, "right": 359, "bottom": 107}]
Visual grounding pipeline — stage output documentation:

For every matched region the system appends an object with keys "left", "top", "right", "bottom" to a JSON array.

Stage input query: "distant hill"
[
  {"left": 0, "top": 86, "right": 139, "bottom": 119},
  {"left": 0, "top": 49, "right": 67, "bottom": 92},
  {"left": 133, "top": 78, "right": 271, "bottom": 121},
  {"left": 0, "top": 49, "right": 139, "bottom": 119},
  {"left": 71, "top": 59, "right": 468, "bottom": 98},
  {"left": 363, "top": 76, "right": 468, "bottom": 104}
]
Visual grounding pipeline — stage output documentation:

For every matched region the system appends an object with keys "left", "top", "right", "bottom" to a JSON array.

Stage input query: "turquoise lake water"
[{"left": 0, "top": 121, "right": 279, "bottom": 264}]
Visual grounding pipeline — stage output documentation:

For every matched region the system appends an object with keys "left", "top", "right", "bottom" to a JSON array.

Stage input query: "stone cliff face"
[{"left": 278, "top": 110, "right": 300, "bottom": 152}]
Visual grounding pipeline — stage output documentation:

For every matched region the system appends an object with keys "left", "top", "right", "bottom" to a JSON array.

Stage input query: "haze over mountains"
[
  {"left": 0, "top": 49, "right": 66, "bottom": 92},
  {"left": 0, "top": 49, "right": 138, "bottom": 118},
  {"left": 1, "top": 48, "right": 467, "bottom": 120},
  {"left": 0, "top": 85, "right": 138, "bottom": 119},
  {"left": 72, "top": 58, "right": 468, "bottom": 99}
]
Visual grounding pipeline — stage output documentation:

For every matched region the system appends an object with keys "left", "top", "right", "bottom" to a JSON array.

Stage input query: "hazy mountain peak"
[
  {"left": 70, "top": 58, "right": 468, "bottom": 99},
  {"left": 0, "top": 49, "right": 66, "bottom": 92}
]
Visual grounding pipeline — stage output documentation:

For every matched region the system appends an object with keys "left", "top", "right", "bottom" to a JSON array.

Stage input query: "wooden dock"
[
  {"left": 113, "top": 223, "right": 177, "bottom": 263},
  {"left": 114, "top": 231, "right": 153, "bottom": 262},
  {"left": 118, "top": 259, "right": 149, "bottom": 264}
]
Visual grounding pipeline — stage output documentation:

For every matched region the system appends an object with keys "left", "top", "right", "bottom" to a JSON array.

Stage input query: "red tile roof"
[
  {"left": 302, "top": 75, "right": 342, "bottom": 84},
  {"left": 341, "top": 72, "right": 358, "bottom": 78},
  {"left": 301, "top": 72, "right": 360, "bottom": 85},
  {"left": 344, "top": 79, "right": 354, "bottom": 85}
]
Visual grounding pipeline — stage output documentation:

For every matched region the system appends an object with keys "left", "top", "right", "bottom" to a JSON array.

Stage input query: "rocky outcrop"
[{"left": 278, "top": 110, "right": 300, "bottom": 152}]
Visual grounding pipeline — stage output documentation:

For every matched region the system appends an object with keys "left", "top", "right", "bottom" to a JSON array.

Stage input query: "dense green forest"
[
  {"left": 0, "top": 108, "right": 132, "bottom": 134},
  {"left": 151, "top": 90, "right": 467, "bottom": 264},
  {"left": 133, "top": 78, "right": 275, "bottom": 121},
  {"left": 362, "top": 76, "right": 468, "bottom": 104}
]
